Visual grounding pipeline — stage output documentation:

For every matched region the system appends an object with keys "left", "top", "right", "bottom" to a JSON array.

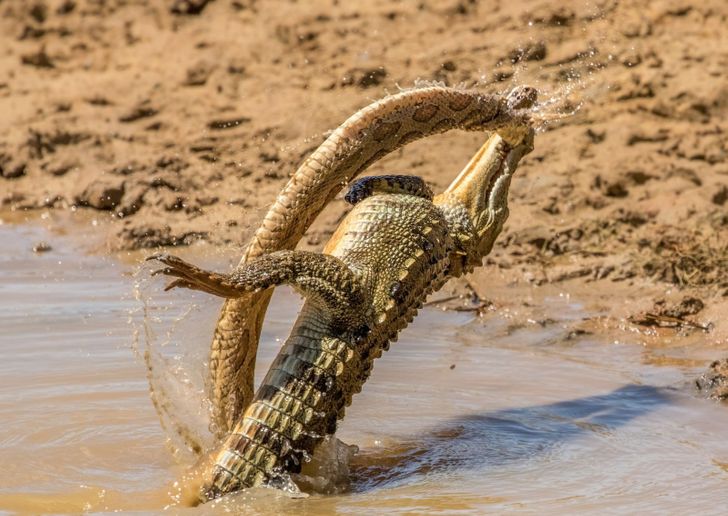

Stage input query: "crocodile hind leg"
[
  {"left": 148, "top": 252, "right": 369, "bottom": 328},
  {"left": 344, "top": 175, "right": 433, "bottom": 205}
]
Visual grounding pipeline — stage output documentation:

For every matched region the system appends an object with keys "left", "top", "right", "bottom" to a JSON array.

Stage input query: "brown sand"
[{"left": 1, "top": 1, "right": 726, "bottom": 352}]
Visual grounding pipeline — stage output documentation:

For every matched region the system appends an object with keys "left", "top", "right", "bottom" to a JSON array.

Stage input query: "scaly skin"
[
  {"left": 149, "top": 86, "right": 536, "bottom": 502},
  {"left": 206, "top": 86, "right": 535, "bottom": 439}
]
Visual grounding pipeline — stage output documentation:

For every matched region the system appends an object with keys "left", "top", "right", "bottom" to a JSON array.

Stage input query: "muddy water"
[{"left": 1, "top": 222, "right": 728, "bottom": 515}]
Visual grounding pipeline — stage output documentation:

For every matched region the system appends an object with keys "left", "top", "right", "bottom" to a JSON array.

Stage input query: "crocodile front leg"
[{"left": 148, "top": 252, "right": 370, "bottom": 330}]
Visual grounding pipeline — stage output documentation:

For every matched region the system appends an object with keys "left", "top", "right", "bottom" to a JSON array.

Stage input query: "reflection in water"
[{"left": 352, "top": 385, "right": 670, "bottom": 490}]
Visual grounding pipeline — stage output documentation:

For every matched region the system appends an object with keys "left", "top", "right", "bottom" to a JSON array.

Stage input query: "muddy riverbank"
[{"left": 1, "top": 0, "right": 726, "bottom": 338}]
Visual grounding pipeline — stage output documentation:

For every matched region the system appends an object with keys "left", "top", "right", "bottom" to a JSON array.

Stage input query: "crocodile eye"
[
  {"left": 389, "top": 281, "right": 402, "bottom": 298},
  {"left": 422, "top": 240, "right": 434, "bottom": 251}
]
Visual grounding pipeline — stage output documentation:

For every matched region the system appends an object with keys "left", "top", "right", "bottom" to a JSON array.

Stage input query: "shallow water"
[{"left": 1, "top": 222, "right": 727, "bottom": 515}]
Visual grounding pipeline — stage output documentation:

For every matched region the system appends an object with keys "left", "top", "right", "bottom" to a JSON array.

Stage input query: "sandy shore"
[{"left": 1, "top": 0, "right": 726, "bottom": 379}]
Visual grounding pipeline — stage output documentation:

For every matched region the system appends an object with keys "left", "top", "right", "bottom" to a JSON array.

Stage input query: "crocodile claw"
[
  {"left": 164, "top": 279, "right": 195, "bottom": 292},
  {"left": 148, "top": 253, "right": 242, "bottom": 298},
  {"left": 148, "top": 254, "right": 203, "bottom": 278},
  {"left": 145, "top": 252, "right": 167, "bottom": 262},
  {"left": 147, "top": 253, "right": 189, "bottom": 268}
]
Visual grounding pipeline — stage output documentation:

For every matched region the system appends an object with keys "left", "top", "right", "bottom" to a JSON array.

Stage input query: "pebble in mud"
[{"left": 32, "top": 241, "right": 52, "bottom": 253}]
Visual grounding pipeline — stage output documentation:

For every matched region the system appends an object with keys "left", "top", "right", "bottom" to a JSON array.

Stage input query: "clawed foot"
[{"left": 147, "top": 253, "right": 240, "bottom": 298}]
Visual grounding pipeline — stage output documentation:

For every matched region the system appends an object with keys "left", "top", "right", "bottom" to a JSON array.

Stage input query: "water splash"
[
  {"left": 128, "top": 250, "right": 360, "bottom": 496},
  {"left": 293, "top": 436, "right": 360, "bottom": 494},
  {"left": 129, "top": 257, "right": 216, "bottom": 462}
]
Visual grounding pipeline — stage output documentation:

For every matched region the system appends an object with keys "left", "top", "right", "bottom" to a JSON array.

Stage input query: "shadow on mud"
[{"left": 349, "top": 384, "right": 671, "bottom": 491}]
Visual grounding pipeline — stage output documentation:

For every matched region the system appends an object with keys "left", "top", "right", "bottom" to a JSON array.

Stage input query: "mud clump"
[
  {"left": 509, "top": 41, "right": 547, "bottom": 63},
  {"left": 32, "top": 241, "right": 52, "bottom": 253},
  {"left": 171, "top": 0, "right": 213, "bottom": 15},
  {"left": 118, "top": 105, "right": 159, "bottom": 123},
  {"left": 118, "top": 224, "right": 208, "bottom": 250},
  {"left": 629, "top": 297, "right": 712, "bottom": 333},
  {"left": 637, "top": 233, "right": 728, "bottom": 289},
  {"left": 340, "top": 67, "right": 388, "bottom": 88},
  {"left": 76, "top": 179, "right": 125, "bottom": 211},
  {"left": 696, "top": 359, "right": 728, "bottom": 402},
  {"left": 659, "top": 297, "right": 704, "bottom": 319},
  {"left": 0, "top": 153, "right": 26, "bottom": 179},
  {"left": 20, "top": 47, "right": 54, "bottom": 68}
]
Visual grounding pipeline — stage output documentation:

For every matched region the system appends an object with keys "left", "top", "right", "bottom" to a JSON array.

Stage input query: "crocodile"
[
  {"left": 148, "top": 85, "right": 537, "bottom": 502},
  {"left": 207, "top": 86, "right": 536, "bottom": 439}
]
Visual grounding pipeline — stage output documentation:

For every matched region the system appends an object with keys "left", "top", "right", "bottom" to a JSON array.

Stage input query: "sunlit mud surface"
[{"left": 2, "top": 222, "right": 728, "bottom": 514}]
